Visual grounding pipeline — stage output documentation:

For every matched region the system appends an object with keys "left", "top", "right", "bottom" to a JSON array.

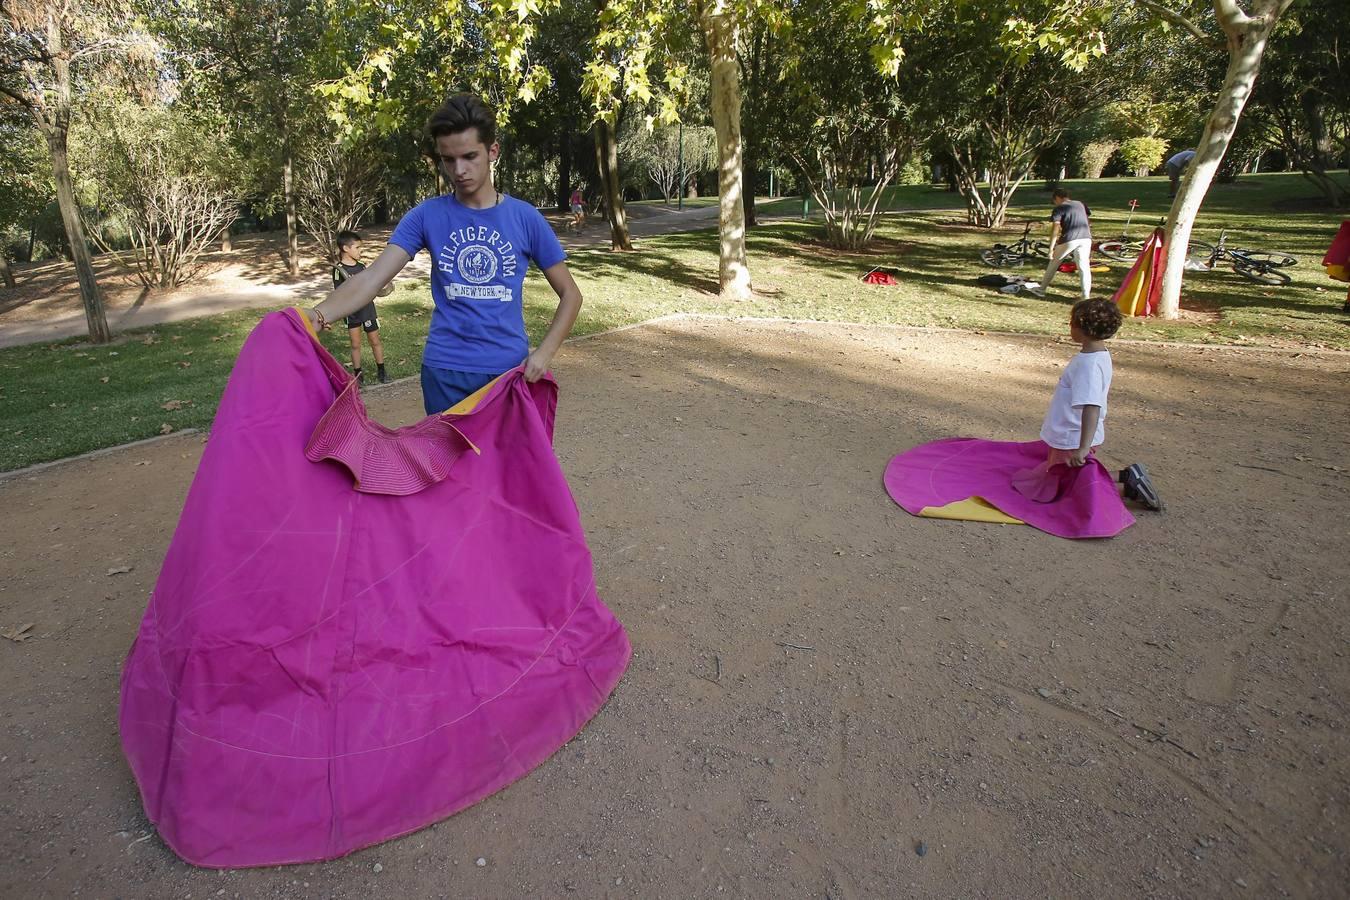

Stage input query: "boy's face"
[
  {"left": 434, "top": 129, "right": 499, "bottom": 197},
  {"left": 1069, "top": 314, "right": 1087, "bottom": 344},
  {"left": 343, "top": 240, "right": 362, "bottom": 260}
]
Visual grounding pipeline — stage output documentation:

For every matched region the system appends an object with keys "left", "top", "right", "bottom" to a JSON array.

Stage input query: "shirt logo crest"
[{"left": 456, "top": 245, "right": 498, "bottom": 284}]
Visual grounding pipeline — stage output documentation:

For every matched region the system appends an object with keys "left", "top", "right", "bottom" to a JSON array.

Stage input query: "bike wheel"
[
  {"left": 1185, "top": 240, "right": 1214, "bottom": 265},
  {"left": 1030, "top": 241, "right": 1050, "bottom": 259},
  {"left": 1098, "top": 239, "right": 1144, "bottom": 262},
  {"left": 1233, "top": 261, "right": 1292, "bottom": 286},
  {"left": 1236, "top": 251, "right": 1297, "bottom": 268},
  {"left": 980, "top": 248, "right": 1022, "bottom": 268}
]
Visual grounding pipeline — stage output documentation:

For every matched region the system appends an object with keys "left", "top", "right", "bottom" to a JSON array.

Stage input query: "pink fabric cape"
[
  {"left": 119, "top": 309, "right": 631, "bottom": 868},
  {"left": 884, "top": 438, "right": 1135, "bottom": 539}
]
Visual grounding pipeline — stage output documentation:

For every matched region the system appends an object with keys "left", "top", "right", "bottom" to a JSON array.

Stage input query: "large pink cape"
[
  {"left": 119, "top": 310, "right": 631, "bottom": 868},
  {"left": 884, "top": 438, "right": 1135, "bottom": 539}
]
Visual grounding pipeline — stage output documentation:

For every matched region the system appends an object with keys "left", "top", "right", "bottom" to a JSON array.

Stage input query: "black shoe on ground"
[
  {"left": 353, "top": 368, "right": 364, "bottom": 386},
  {"left": 377, "top": 365, "right": 390, "bottom": 384},
  {"left": 1120, "top": 463, "right": 1164, "bottom": 511}
]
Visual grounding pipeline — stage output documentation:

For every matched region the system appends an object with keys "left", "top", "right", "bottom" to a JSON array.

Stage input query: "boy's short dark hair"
[
  {"left": 1072, "top": 298, "right": 1123, "bottom": 340},
  {"left": 1052, "top": 188, "right": 1071, "bottom": 201},
  {"left": 427, "top": 93, "right": 497, "bottom": 147},
  {"left": 336, "top": 230, "right": 361, "bottom": 250}
]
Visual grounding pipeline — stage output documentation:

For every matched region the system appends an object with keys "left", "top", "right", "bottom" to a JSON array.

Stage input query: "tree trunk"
[
  {"left": 283, "top": 141, "right": 300, "bottom": 276},
  {"left": 0, "top": 252, "right": 14, "bottom": 289},
  {"left": 220, "top": 225, "right": 232, "bottom": 252},
  {"left": 699, "top": 2, "right": 752, "bottom": 300},
  {"left": 1158, "top": 0, "right": 1291, "bottom": 319},
  {"left": 46, "top": 132, "right": 109, "bottom": 341},
  {"left": 40, "top": 19, "right": 112, "bottom": 344},
  {"left": 593, "top": 120, "right": 633, "bottom": 251},
  {"left": 557, "top": 124, "right": 572, "bottom": 213},
  {"left": 742, "top": 143, "right": 758, "bottom": 228}
]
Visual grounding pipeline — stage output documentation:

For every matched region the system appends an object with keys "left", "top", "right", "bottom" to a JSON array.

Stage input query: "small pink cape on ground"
[
  {"left": 119, "top": 309, "right": 631, "bottom": 868},
  {"left": 884, "top": 438, "right": 1135, "bottom": 540}
]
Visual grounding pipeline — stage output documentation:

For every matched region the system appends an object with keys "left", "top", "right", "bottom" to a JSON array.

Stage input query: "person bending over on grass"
[
  {"left": 1012, "top": 298, "right": 1163, "bottom": 511},
  {"left": 1029, "top": 189, "right": 1092, "bottom": 302},
  {"left": 306, "top": 93, "right": 583, "bottom": 414},
  {"left": 1166, "top": 149, "right": 1196, "bottom": 198},
  {"left": 332, "top": 230, "right": 393, "bottom": 385}
]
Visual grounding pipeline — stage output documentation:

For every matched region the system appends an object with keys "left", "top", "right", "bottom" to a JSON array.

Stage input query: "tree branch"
[
  {"left": 1212, "top": 0, "right": 1253, "bottom": 32},
  {"left": 1131, "top": 0, "right": 1222, "bottom": 47},
  {"left": 0, "top": 80, "right": 34, "bottom": 110}
]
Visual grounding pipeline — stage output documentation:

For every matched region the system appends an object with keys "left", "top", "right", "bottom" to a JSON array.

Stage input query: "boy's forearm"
[
  {"left": 537, "top": 288, "right": 583, "bottom": 356},
  {"left": 1078, "top": 405, "right": 1101, "bottom": 451},
  {"left": 318, "top": 276, "right": 380, "bottom": 322},
  {"left": 313, "top": 246, "right": 409, "bottom": 326}
]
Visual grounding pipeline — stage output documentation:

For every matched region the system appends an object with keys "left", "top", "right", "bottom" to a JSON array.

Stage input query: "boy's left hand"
[
  {"left": 1067, "top": 447, "right": 1090, "bottom": 467},
  {"left": 524, "top": 347, "right": 553, "bottom": 382}
]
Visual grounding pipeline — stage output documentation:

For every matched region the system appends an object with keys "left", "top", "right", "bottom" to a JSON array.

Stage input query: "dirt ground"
[{"left": 2, "top": 317, "right": 1348, "bottom": 899}]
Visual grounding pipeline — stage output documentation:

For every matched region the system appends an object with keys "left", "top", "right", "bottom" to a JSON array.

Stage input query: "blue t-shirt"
[{"left": 389, "top": 194, "right": 566, "bottom": 373}]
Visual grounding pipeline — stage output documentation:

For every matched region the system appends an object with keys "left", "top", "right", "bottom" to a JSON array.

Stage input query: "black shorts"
[{"left": 346, "top": 303, "right": 379, "bottom": 333}]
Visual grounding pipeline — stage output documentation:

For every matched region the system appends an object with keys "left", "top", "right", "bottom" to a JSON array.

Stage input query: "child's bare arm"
[{"left": 1069, "top": 405, "right": 1101, "bottom": 466}]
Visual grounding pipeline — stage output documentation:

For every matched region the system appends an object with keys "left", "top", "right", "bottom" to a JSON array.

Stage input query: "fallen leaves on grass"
[
  {"left": 160, "top": 400, "right": 190, "bottom": 411},
  {"left": 159, "top": 423, "right": 174, "bottom": 434}
]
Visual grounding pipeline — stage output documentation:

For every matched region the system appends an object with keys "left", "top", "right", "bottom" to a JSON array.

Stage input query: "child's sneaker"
[
  {"left": 1119, "top": 463, "right": 1164, "bottom": 511},
  {"left": 377, "top": 364, "right": 390, "bottom": 384},
  {"left": 353, "top": 368, "right": 364, "bottom": 386},
  {"left": 1026, "top": 285, "right": 1046, "bottom": 297}
]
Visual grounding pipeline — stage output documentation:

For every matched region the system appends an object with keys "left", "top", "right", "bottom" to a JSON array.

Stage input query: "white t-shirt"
[{"left": 1040, "top": 350, "right": 1112, "bottom": 449}]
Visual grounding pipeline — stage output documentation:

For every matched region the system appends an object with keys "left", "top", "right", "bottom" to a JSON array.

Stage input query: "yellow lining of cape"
[
  {"left": 294, "top": 306, "right": 319, "bottom": 341},
  {"left": 441, "top": 375, "right": 504, "bottom": 417},
  {"left": 919, "top": 496, "right": 1025, "bottom": 525}
]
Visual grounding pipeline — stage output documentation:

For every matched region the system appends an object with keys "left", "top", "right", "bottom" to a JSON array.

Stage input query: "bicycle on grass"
[
  {"left": 1188, "top": 230, "right": 1298, "bottom": 286},
  {"left": 979, "top": 222, "right": 1049, "bottom": 268},
  {"left": 1096, "top": 201, "right": 1208, "bottom": 263}
]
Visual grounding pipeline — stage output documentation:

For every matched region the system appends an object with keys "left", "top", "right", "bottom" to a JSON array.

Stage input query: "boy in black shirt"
[{"left": 333, "top": 230, "right": 392, "bottom": 384}]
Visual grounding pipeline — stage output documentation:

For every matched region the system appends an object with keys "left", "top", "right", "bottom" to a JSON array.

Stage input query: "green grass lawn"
[
  {"left": 2, "top": 171, "right": 1345, "bottom": 472},
  {"left": 630, "top": 195, "right": 723, "bottom": 210}
]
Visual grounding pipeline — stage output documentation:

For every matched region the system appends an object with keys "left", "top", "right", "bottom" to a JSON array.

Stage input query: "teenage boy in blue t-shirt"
[{"left": 306, "top": 93, "right": 583, "bottom": 414}]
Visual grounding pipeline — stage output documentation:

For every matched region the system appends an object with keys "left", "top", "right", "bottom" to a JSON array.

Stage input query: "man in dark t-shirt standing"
[{"left": 1030, "top": 189, "right": 1093, "bottom": 301}]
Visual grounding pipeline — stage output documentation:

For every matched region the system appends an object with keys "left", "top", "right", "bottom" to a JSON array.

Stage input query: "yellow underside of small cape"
[
  {"left": 919, "top": 496, "right": 1025, "bottom": 525},
  {"left": 442, "top": 376, "right": 504, "bottom": 416}
]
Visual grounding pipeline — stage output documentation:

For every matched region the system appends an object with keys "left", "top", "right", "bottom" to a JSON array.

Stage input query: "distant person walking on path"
[
  {"left": 306, "top": 93, "right": 582, "bottom": 415},
  {"left": 569, "top": 187, "right": 586, "bottom": 230},
  {"left": 1166, "top": 149, "right": 1196, "bottom": 198},
  {"left": 332, "top": 230, "right": 393, "bottom": 385},
  {"left": 1029, "top": 189, "right": 1093, "bottom": 301}
]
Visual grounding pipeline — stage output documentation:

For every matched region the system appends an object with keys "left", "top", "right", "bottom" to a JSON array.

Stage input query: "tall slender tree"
[
  {"left": 0, "top": 0, "right": 141, "bottom": 340},
  {"left": 1131, "top": 0, "right": 1295, "bottom": 317}
]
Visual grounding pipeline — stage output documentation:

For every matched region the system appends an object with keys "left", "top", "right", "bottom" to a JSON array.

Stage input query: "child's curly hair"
[{"left": 1072, "top": 298, "right": 1123, "bottom": 340}]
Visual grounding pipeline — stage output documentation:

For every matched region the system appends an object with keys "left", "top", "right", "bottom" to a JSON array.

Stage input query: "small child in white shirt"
[{"left": 1014, "top": 298, "right": 1162, "bottom": 509}]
